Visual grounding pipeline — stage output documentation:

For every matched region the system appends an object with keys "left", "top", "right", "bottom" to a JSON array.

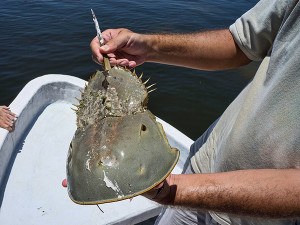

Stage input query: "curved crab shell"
[{"left": 67, "top": 110, "right": 180, "bottom": 204}]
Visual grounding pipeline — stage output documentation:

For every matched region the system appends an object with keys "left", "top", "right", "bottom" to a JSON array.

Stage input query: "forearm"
[
  {"left": 144, "top": 29, "right": 251, "bottom": 70},
  {"left": 157, "top": 169, "right": 300, "bottom": 218}
]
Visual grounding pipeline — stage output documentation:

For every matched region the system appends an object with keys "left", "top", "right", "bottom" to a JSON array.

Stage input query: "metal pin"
[
  {"left": 91, "top": 9, "right": 104, "bottom": 45},
  {"left": 91, "top": 9, "right": 111, "bottom": 71}
]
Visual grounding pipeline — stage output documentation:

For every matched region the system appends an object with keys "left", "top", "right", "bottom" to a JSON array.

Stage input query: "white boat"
[{"left": 0, "top": 74, "right": 193, "bottom": 225}]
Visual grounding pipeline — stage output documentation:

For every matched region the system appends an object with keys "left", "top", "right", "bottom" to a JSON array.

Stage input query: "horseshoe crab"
[{"left": 66, "top": 61, "right": 180, "bottom": 204}]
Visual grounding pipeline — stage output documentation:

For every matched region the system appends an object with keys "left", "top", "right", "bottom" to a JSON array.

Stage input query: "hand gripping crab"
[{"left": 67, "top": 61, "right": 180, "bottom": 204}]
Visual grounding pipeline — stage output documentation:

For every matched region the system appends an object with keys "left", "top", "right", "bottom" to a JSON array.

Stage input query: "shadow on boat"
[{"left": 0, "top": 105, "right": 48, "bottom": 208}]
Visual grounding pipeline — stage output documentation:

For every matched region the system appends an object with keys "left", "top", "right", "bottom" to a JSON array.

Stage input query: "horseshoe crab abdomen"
[{"left": 68, "top": 110, "right": 179, "bottom": 204}]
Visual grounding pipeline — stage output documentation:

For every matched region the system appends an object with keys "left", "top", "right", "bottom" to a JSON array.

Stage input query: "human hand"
[
  {"left": 142, "top": 174, "right": 176, "bottom": 205},
  {"left": 0, "top": 106, "right": 17, "bottom": 132},
  {"left": 90, "top": 28, "right": 149, "bottom": 69}
]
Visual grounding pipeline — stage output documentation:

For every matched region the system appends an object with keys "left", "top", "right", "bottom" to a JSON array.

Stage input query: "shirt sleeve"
[{"left": 229, "top": 0, "right": 289, "bottom": 61}]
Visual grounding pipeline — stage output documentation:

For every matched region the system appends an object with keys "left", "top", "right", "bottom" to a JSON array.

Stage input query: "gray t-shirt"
[{"left": 190, "top": 0, "right": 300, "bottom": 224}]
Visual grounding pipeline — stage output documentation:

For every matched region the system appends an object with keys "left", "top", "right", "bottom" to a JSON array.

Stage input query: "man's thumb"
[{"left": 100, "top": 33, "right": 128, "bottom": 53}]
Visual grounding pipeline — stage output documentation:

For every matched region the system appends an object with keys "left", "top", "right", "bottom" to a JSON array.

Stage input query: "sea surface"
[{"left": 0, "top": 0, "right": 259, "bottom": 141}]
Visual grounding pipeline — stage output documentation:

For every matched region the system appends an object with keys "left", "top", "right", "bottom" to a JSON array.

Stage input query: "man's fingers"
[
  {"left": 109, "top": 58, "right": 117, "bottom": 67},
  {"left": 90, "top": 29, "right": 139, "bottom": 68},
  {"left": 8, "top": 111, "right": 16, "bottom": 117},
  {"left": 116, "top": 60, "right": 136, "bottom": 69},
  {"left": 128, "top": 61, "right": 137, "bottom": 69},
  {"left": 90, "top": 37, "right": 102, "bottom": 61},
  {"left": 107, "top": 59, "right": 136, "bottom": 69},
  {"left": 3, "top": 122, "right": 12, "bottom": 131},
  {"left": 8, "top": 114, "right": 16, "bottom": 121},
  {"left": 6, "top": 118, "right": 13, "bottom": 125},
  {"left": 2, "top": 108, "right": 10, "bottom": 114},
  {"left": 2, "top": 108, "right": 16, "bottom": 118},
  {"left": 92, "top": 54, "right": 102, "bottom": 65},
  {"left": 0, "top": 123, "right": 12, "bottom": 132},
  {"left": 116, "top": 59, "right": 130, "bottom": 67}
]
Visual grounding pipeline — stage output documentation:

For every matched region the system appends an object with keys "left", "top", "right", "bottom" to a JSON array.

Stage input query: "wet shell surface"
[{"left": 67, "top": 66, "right": 180, "bottom": 204}]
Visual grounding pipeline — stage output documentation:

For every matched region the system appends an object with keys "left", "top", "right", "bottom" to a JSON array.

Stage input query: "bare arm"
[
  {"left": 144, "top": 169, "right": 300, "bottom": 219},
  {"left": 90, "top": 28, "right": 251, "bottom": 70},
  {"left": 145, "top": 29, "right": 251, "bottom": 70}
]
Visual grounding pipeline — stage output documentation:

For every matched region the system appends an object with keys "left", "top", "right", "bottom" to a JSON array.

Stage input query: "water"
[{"left": 0, "top": 0, "right": 259, "bottom": 140}]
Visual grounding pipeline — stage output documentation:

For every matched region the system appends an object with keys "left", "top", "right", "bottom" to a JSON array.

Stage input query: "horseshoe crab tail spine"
[
  {"left": 96, "top": 204, "right": 104, "bottom": 213},
  {"left": 103, "top": 53, "right": 111, "bottom": 71}
]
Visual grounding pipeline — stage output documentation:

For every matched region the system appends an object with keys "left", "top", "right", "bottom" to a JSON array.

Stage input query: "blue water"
[{"left": 0, "top": 0, "right": 259, "bottom": 140}]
